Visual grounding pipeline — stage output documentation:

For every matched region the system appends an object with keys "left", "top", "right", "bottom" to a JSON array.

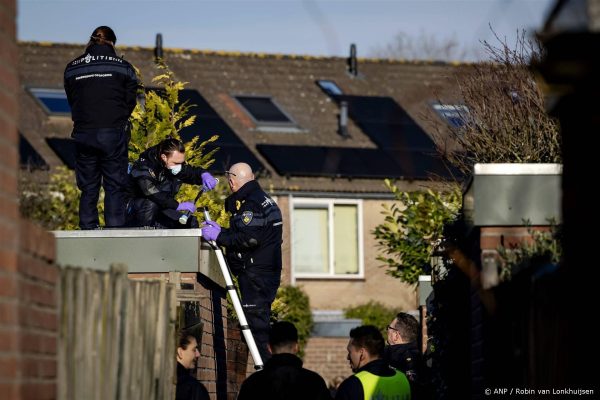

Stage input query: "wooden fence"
[{"left": 58, "top": 265, "right": 177, "bottom": 400}]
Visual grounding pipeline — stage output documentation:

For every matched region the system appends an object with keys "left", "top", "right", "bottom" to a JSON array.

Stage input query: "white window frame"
[{"left": 291, "top": 197, "right": 364, "bottom": 281}]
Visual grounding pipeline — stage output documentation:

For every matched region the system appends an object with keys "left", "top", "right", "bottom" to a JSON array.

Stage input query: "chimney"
[
  {"left": 338, "top": 100, "right": 350, "bottom": 138},
  {"left": 154, "top": 33, "right": 163, "bottom": 61},
  {"left": 347, "top": 43, "right": 358, "bottom": 77}
]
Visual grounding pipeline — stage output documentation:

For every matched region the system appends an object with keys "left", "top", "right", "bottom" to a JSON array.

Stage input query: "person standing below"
[
  {"left": 64, "top": 26, "right": 139, "bottom": 229},
  {"left": 176, "top": 331, "right": 210, "bottom": 400},
  {"left": 237, "top": 321, "right": 331, "bottom": 400},
  {"left": 128, "top": 138, "right": 217, "bottom": 228},
  {"left": 335, "top": 325, "right": 411, "bottom": 400},
  {"left": 385, "top": 313, "right": 432, "bottom": 399},
  {"left": 201, "top": 162, "right": 282, "bottom": 362}
]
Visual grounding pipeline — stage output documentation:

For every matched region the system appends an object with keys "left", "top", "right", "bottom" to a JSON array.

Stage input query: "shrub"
[{"left": 344, "top": 301, "right": 402, "bottom": 337}]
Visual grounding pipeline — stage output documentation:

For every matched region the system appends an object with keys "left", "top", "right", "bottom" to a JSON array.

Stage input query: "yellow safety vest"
[{"left": 355, "top": 369, "right": 411, "bottom": 400}]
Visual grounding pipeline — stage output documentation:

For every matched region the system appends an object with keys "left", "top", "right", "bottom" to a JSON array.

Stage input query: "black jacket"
[
  {"left": 335, "top": 359, "right": 410, "bottom": 400},
  {"left": 129, "top": 145, "right": 206, "bottom": 210},
  {"left": 64, "top": 43, "right": 139, "bottom": 130},
  {"left": 385, "top": 342, "right": 432, "bottom": 399},
  {"left": 217, "top": 180, "right": 282, "bottom": 275},
  {"left": 237, "top": 353, "right": 331, "bottom": 400},
  {"left": 176, "top": 362, "right": 209, "bottom": 400}
]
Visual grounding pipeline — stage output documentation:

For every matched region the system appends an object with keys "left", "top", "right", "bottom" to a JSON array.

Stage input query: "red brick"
[
  {"left": 20, "top": 306, "right": 58, "bottom": 331},
  {"left": 22, "top": 357, "right": 56, "bottom": 378},
  {"left": 19, "top": 279, "right": 57, "bottom": 308},
  {"left": 18, "top": 257, "right": 59, "bottom": 284},
  {"left": 0, "top": 355, "right": 19, "bottom": 379},
  {"left": 0, "top": 300, "right": 18, "bottom": 325},
  {"left": 0, "top": 273, "right": 17, "bottom": 297},
  {"left": 21, "top": 382, "right": 57, "bottom": 400},
  {"left": 0, "top": 383, "right": 19, "bottom": 399},
  {"left": 0, "top": 328, "right": 18, "bottom": 352},
  {"left": 21, "top": 333, "right": 57, "bottom": 355}
]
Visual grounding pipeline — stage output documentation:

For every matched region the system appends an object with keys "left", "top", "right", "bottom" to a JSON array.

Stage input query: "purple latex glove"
[
  {"left": 176, "top": 201, "right": 196, "bottom": 213},
  {"left": 201, "top": 172, "right": 218, "bottom": 191},
  {"left": 201, "top": 220, "right": 221, "bottom": 241}
]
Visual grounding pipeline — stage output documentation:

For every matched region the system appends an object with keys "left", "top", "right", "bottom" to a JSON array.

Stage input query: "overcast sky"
[{"left": 17, "top": 0, "right": 555, "bottom": 60}]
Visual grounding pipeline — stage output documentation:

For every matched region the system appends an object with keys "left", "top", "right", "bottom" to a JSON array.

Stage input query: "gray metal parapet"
[
  {"left": 463, "top": 163, "right": 562, "bottom": 226},
  {"left": 52, "top": 229, "right": 225, "bottom": 287}
]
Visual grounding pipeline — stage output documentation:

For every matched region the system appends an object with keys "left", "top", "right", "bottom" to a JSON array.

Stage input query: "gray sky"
[{"left": 17, "top": 0, "right": 555, "bottom": 60}]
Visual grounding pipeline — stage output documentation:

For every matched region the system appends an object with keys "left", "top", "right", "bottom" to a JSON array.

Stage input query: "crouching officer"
[
  {"left": 64, "top": 26, "right": 139, "bottom": 229},
  {"left": 201, "top": 162, "right": 282, "bottom": 361},
  {"left": 127, "top": 138, "right": 217, "bottom": 228}
]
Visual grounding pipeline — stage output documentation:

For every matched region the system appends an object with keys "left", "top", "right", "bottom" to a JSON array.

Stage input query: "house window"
[
  {"left": 28, "top": 88, "right": 71, "bottom": 116},
  {"left": 316, "top": 80, "right": 343, "bottom": 96},
  {"left": 432, "top": 103, "right": 469, "bottom": 128},
  {"left": 234, "top": 95, "right": 300, "bottom": 132},
  {"left": 292, "top": 199, "right": 363, "bottom": 278}
]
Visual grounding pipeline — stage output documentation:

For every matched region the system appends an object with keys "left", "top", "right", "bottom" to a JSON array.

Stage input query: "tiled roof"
[{"left": 18, "top": 41, "right": 466, "bottom": 194}]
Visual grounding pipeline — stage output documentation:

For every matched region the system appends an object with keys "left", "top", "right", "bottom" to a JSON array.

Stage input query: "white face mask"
[{"left": 169, "top": 164, "right": 182, "bottom": 175}]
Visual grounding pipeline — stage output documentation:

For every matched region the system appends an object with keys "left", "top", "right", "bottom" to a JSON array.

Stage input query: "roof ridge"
[{"left": 18, "top": 40, "right": 471, "bottom": 66}]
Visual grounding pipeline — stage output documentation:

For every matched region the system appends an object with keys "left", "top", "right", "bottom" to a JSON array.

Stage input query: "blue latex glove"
[
  {"left": 201, "top": 220, "right": 221, "bottom": 241},
  {"left": 201, "top": 172, "right": 218, "bottom": 191},
  {"left": 176, "top": 201, "right": 196, "bottom": 213}
]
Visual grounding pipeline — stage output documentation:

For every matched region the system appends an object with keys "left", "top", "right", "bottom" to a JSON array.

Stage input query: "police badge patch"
[{"left": 242, "top": 211, "right": 253, "bottom": 225}]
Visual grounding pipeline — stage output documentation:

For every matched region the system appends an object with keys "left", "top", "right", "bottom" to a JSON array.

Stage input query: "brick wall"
[
  {"left": 129, "top": 272, "right": 248, "bottom": 400},
  {"left": 302, "top": 337, "right": 352, "bottom": 388},
  {"left": 1, "top": 1, "right": 59, "bottom": 398}
]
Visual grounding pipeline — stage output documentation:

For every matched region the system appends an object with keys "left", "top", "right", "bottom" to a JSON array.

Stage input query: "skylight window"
[
  {"left": 316, "top": 80, "right": 343, "bottom": 96},
  {"left": 432, "top": 104, "right": 469, "bottom": 128},
  {"left": 28, "top": 88, "right": 71, "bottom": 116},
  {"left": 234, "top": 96, "right": 295, "bottom": 126}
]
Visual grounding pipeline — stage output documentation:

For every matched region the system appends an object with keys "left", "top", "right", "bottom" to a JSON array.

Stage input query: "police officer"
[
  {"left": 128, "top": 138, "right": 217, "bottom": 228},
  {"left": 201, "top": 162, "right": 282, "bottom": 361},
  {"left": 385, "top": 313, "right": 432, "bottom": 399},
  {"left": 64, "top": 26, "right": 139, "bottom": 229},
  {"left": 336, "top": 325, "right": 411, "bottom": 400}
]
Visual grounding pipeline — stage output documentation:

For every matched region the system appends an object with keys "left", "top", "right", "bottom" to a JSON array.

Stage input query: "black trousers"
[
  {"left": 73, "top": 127, "right": 129, "bottom": 229},
  {"left": 127, "top": 198, "right": 199, "bottom": 228},
  {"left": 237, "top": 269, "right": 281, "bottom": 362}
]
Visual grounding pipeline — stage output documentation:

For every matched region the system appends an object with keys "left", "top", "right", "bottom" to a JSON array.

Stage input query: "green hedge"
[{"left": 344, "top": 301, "right": 401, "bottom": 337}]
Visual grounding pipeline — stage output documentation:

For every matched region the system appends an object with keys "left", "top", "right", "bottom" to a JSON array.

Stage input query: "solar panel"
[
  {"left": 19, "top": 133, "right": 47, "bottom": 169},
  {"left": 235, "top": 96, "right": 294, "bottom": 124},
  {"left": 257, "top": 145, "right": 405, "bottom": 179},
  {"left": 28, "top": 88, "right": 71, "bottom": 115},
  {"left": 46, "top": 138, "right": 76, "bottom": 169},
  {"left": 164, "top": 89, "right": 265, "bottom": 172},
  {"left": 203, "top": 144, "right": 265, "bottom": 175}
]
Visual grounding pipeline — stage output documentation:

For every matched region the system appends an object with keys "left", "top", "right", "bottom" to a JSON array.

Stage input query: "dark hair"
[
  {"left": 393, "top": 312, "right": 419, "bottom": 343},
  {"left": 177, "top": 330, "right": 196, "bottom": 350},
  {"left": 349, "top": 325, "right": 384, "bottom": 357},
  {"left": 269, "top": 321, "right": 298, "bottom": 350},
  {"left": 158, "top": 138, "right": 185, "bottom": 157},
  {"left": 89, "top": 26, "right": 117, "bottom": 46}
]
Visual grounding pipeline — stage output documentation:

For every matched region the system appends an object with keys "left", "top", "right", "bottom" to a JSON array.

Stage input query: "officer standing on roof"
[
  {"left": 64, "top": 26, "right": 139, "bottom": 229},
  {"left": 201, "top": 162, "right": 282, "bottom": 362}
]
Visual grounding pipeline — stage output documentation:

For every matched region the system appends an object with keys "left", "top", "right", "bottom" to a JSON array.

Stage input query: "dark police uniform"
[
  {"left": 216, "top": 180, "right": 283, "bottom": 361},
  {"left": 237, "top": 353, "right": 331, "bottom": 400},
  {"left": 385, "top": 342, "right": 432, "bottom": 399},
  {"left": 128, "top": 145, "right": 207, "bottom": 228},
  {"left": 64, "top": 43, "right": 139, "bottom": 229}
]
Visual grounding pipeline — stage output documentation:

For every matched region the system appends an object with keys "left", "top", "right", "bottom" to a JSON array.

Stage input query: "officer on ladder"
[{"left": 200, "top": 162, "right": 282, "bottom": 362}]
